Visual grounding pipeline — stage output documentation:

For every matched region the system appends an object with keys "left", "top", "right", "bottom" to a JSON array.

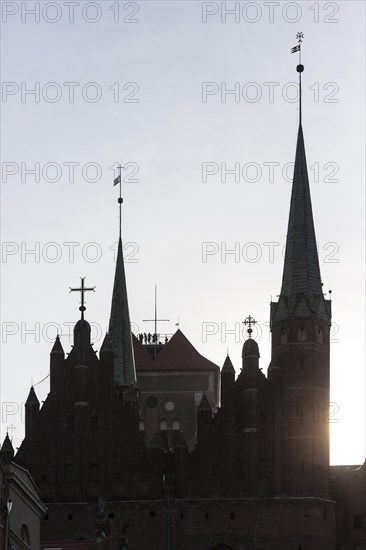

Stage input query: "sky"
[{"left": 1, "top": 0, "right": 365, "bottom": 465}]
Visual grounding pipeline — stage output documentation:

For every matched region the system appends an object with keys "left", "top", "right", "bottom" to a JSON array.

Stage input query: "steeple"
[
  {"left": 109, "top": 238, "right": 137, "bottom": 387},
  {"left": 269, "top": 40, "right": 332, "bottom": 500},
  {"left": 108, "top": 174, "right": 136, "bottom": 387},
  {"left": 221, "top": 355, "right": 235, "bottom": 374},
  {"left": 271, "top": 47, "right": 331, "bottom": 324},
  {"left": 0, "top": 433, "right": 14, "bottom": 462},
  {"left": 51, "top": 334, "right": 64, "bottom": 355},
  {"left": 26, "top": 386, "right": 40, "bottom": 406}
]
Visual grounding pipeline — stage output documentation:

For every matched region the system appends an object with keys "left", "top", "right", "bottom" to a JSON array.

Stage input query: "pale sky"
[{"left": 1, "top": 1, "right": 365, "bottom": 465}]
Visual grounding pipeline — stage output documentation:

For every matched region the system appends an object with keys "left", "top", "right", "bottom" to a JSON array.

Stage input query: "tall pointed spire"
[
  {"left": 271, "top": 38, "right": 331, "bottom": 323},
  {"left": 108, "top": 171, "right": 136, "bottom": 387}
]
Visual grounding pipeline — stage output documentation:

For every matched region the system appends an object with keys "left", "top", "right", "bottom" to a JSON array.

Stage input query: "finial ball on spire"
[
  {"left": 297, "top": 64, "right": 304, "bottom": 73},
  {"left": 118, "top": 197, "right": 123, "bottom": 204}
]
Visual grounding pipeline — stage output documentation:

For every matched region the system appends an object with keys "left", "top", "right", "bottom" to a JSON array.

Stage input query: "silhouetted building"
[
  {"left": 0, "top": 434, "right": 46, "bottom": 549},
  {"left": 12, "top": 73, "right": 365, "bottom": 550},
  {"left": 0, "top": 463, "right": 5, "bottom": 549},
  {"left": 135, "top": 329, "right": 220, "bottom": 447}
]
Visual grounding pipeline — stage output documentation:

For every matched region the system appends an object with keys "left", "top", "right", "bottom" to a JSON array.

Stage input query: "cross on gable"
[
  {"left": 69, "top": 277, "right": 95, "bottom": 319},
  {"left": 242, "top": 314, "right": 257, "bottom": 339}
]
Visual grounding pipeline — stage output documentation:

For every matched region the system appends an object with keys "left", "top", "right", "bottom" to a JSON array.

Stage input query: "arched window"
[
  {"left": 159, "top": 419, "right": 168, "bottom": 431},
  {"left": 172, "top": 419, "right": 181, "bottom": 430},
  {"left": 20, "top": 524, "right": 31, "bottom": 545},
  {"left": 139, "top": 420, "right": 145, "bottom": 431},
  {"left": 280, "top": 327, "right": 287, "bottom": 344},
  {"left": 297, "top": 325, "right": 307, "bottom": 341},
  {"left": 316, "top": 326, "right": 324, "bottom": 343},
  {"left": 88, "top": 463, "right": 100, "bottom": 481}
]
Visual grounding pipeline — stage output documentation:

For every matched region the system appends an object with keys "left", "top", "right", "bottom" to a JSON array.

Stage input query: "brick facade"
[{"left": 4, "top": 114, "right": 364, "bottom": 550}]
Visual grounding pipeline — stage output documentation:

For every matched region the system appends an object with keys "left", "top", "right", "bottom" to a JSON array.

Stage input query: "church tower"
[
  {"left": 108, "top": 176, "right": 137, "bottom": 388},
  {"left": 269, "top": 54, "right": 332, "bottom": 498},
  {"left": 15, "top": 178, "right": 139, "bottom": 504}
]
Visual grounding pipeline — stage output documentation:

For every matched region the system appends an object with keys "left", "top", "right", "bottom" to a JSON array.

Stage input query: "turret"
[
  {"left": 220, "top": 355, "right": 235, "bottom": 497},
  {"left": 25, "top": 386, "right": 40, "bottom": 437},
  {"left": 0, "top": 433, "right": 14, "bottom": 463},
  {"left": 221, "top": 355, "right": 235, "bottom": 411},
  {"left": 172, "top": 430, "right": 188, "bottom": 498},
  {"left": 197, "top": 393, "right": 212, "bottom": 497},
  {"left": 242, "top": 337, "right": 260, "bottom": 372},
  {"left": 50, "top": 335, "right": 64, "bottom": 394},
  {"left": 73, "top": 318, "right": 91, "bottom": 352}
]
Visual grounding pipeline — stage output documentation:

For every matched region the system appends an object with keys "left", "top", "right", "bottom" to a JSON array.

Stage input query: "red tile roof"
[
  {"left": 134, "top": 329, "right": 219, "bottom": 371},
  {"left": 132, "top": 333, "right": 154, "bottom": 368}
]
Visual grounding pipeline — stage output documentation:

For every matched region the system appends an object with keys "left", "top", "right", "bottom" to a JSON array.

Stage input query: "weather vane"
[
  {"left": 113, "top": 164, "right": 125, "bottom": 239},
  {"left": 243, "top": 315, "right": 257, "bottom": 339},
  {"left": 291, "top": 32, "right": 304, "bottom": 124}
]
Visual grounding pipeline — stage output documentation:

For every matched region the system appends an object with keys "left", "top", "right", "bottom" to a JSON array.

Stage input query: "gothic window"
[
  {"left": 172, "top": 419, "right": 181, "bottom": 430},
  {"left": 139, "top": 420, "right": 145, "bottom": 431},
  {"left": 88, "top": 463, "right": 100, "bottom": 482},
  {"left": 64, "top": 463, "right": 74, "bottom": 482},
  {"left": 159, "top": 419, "right": 168, "bottom": 431},
  {"left": 20, "top": 524, "right": 30, "bottom": 545},
  {"left": 316, "top": 326, "right": 324, "bottom": 343},
  {"left": 280, "top": 327, "right": 287, "bottom": 344},
  {"left": 297, "top": 325, "right": 307, "bottom": 341}
]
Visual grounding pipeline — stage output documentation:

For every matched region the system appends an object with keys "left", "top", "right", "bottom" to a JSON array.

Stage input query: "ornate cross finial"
[
  {"left": 69, "top": 277, "right": 95, "bottom": 320},
  {"left": 291, "top": 32, "right": 304, "bottom": 62},
  {"left": 243, "top": 315, "right": 257, "bottom": 339}
]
